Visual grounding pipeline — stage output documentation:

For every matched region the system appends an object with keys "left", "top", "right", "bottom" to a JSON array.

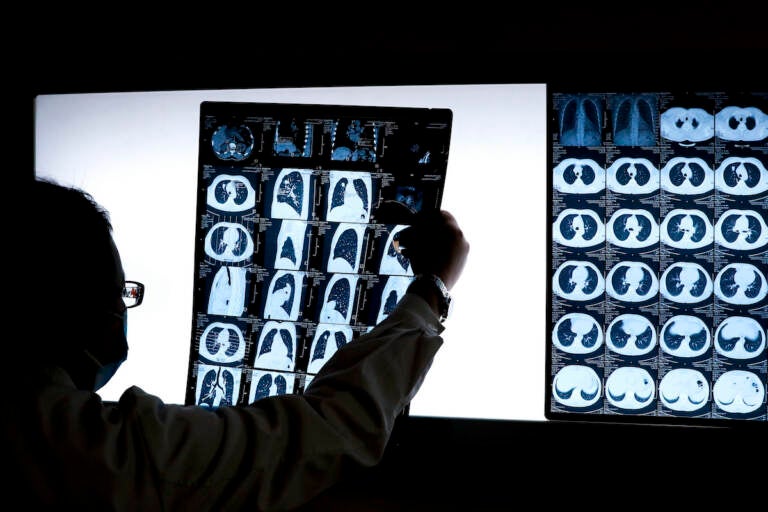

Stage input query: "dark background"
[{"left": 24, "top": 5, "right": 766, "bottom": 510}]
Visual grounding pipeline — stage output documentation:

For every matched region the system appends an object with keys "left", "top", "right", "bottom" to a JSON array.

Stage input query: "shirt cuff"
[{"left": 395, "top": 293, "right": 445, "bottom": 336}]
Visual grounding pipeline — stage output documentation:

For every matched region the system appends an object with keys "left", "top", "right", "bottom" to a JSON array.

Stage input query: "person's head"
[{"left": 27, "top": 177, "right": 129, "bottom": 390}]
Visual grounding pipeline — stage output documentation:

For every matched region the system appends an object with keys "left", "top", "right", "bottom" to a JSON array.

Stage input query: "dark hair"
[{"left": 25, "top": 178, "right": 120, "bottom": 360}]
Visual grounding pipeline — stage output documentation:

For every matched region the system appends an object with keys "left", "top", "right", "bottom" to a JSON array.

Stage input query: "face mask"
[{"left": 88, "top": 309, "right": 128, "bottom": 391}]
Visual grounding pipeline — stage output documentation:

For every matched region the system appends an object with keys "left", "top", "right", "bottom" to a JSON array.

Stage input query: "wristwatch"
[{"left": 410, "top": 273, "right": 453, "bottom": 322}]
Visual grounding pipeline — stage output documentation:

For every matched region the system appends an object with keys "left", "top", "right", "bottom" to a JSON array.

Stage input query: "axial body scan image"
[
  {"left": 552, "top": 365, "right": 602, "bottom": 408},
  {"left": 658, "top": 369, "right": 709, "bottom": 412},
  {"left": 552, "top": 313, "right": 603, "bottom": 355},
  {"left": 606, "top": 314, "right": 656, "bottom": 356}
]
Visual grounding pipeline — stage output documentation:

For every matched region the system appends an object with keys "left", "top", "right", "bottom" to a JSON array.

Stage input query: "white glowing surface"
[
  {"left": 659, "top": 209, "right": 714, "bottom": 250},
  {"left": 552, "top": 208, "right": 605, "bottom": 248},
  {"left": 605, "top": 209, "right": 659, "bottom": 249},
  {"left": 660, "top": 107, "right": 715, "bottom": 143},
  {"left": 606, "top": 314, "right": 656, "bottom": 356},
  {"left": 660, "top": 315, "right": 711, "bottom": 358},
  {"left": 659, "top": 369, "right": 709, "bottom": 412},
  {"left": 714, "top": 210, "right": 768, "bottom": 251},
  {"left": 714, "top": 263, "right": 768, "bottom": 305},
  {"left": 552, "top": 365, "right": 601, "bottom": 408},
  {"left": 605, "top": 367, "right": 655, "bottom": 410},
  {"left": 553, "top": 158, "right": 605, "bottom": 194},
  {"left": 199, "top": 322, "right": 246, "bottom": 363},
  {"left": 714, "top": 316, "right": 767, "bottom": 360},
  {"left": 713, "top": 370, "right": 765, "bottom": 414},
  {"left": 208, "top": 266, "right": 246, "bottom": 316},
  {"left": 35, "top": 83, "right": 548, "bottom": 421},
  {"left": 660, "top": 157, "right": 714, "bottom": 195},
  {"left": 206, "top": 174, "right": 256, "bottom": 212}
]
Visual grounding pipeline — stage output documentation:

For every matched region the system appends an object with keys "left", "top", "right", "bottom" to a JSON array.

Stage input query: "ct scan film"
[
  {"left": 185, "top": 101, "right": 452, "bottom": 407},
  {"left": 547, "top": 90, "right": 767, "bottom": 425}
]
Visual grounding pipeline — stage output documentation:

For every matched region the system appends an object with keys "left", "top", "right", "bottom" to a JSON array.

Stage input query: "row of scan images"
[
  {"left": 553, "top": 156, "right": 768, "bottom": 196},
  {"left": 553, "top": 312, "right": 766, "bottom": 360},
  {"left": 205, "top": 268, "right": 413, "bottom": 326},
  {"left": 552, "top": 260, "right": 767, "bottom": 304},
  {"left": 202, "top": 220, "right": 413, "bottom": 276},
  {"left": 206, "top": 169, "right": 433, "bottom": 223},
  {"left": 193, "top": 318, "right": 384, "bottom": 408},
  {"left": 552, "top": 365, "right": 766, "bottom": 416},
  {"left": 206, "top": 116, "right": 449, "bottom": 166},
  {"left": 553, "top": 207, "right": 768, "bottom": 251},
  {"left": 555, "top": 95, "right": 768, "bottom": 146}
]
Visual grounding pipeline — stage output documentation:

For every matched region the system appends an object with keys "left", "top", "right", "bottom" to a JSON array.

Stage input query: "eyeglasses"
[{"left": 122, "top": 281, "right": 145, "bottom": 308}]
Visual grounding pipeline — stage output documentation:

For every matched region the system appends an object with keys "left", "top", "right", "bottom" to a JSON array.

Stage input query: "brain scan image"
[
  {"left": 264, "top": 271, "right": 304, "bottom": 321},
  {"left": 319, "top": 274, "right": 358, "bottom": 324},
  {"left": 715, "top": 316, "right": 767, "bottom": 360},
  {"left": 559, "top": 95, "right": 602, "bottom": 146},
  {"left": 606, "top": 261, "right": 659, "bottom": 303},
  {"left": 199, "top": 322, "right": 246, "bottom": 363},
  {"left": 605, "top": 209, "right": 659, "bottom": 249},
  {"left": 208, "top": 266, "right": 246, "bottom": 317},
  {"left": 211, "top": 124, "right": 254, "bottom": 161},
  {"left": 553, "top": 209, "right": 605, "bottom": 248},
  {"left": 271, "top": 168, "right": 313, "bottom": 220},
  {"left": 606, "top": 158, "right": 660, "bottom": 194},
  {"left": 660, "top": 315, "right": 711, "bottom": 358},
  {"left": 327, "top": 223, "right": 366, "bottom": 274},
  {"left": 714, "top": 263, "right": 768, "bottom": 305},
  {"left": 326, "top": 171, "right": 372, "bottom": 223},
  {"left": 249, "top": 370, "right": 295, "bottom": 402},
  {"left": 196, "top": 365, "right": 242, "bottom": 408},
  {"left": 273, "top": 118, "right": 313, "bottom": 157},
  {"left": 204, "top": 222, "right": 254, "bottom": 263},
  {"left": 552, "top": 313, "right": 603, "bottom": 355},
  {"left": 715, "top": 106, "right": 768, "bottom": 141},
  {"left": 206, "top": 174, "right": 256, "bottom": 212},
  {"left": 552, "top": 260, "right": 605, "bottom": 302},
  {"left": 660, "top": 262, "right": 713, "bottom": 304},
  {"left": 274, "top": 220, "right": 309, "bottom": 271},
  {"left": 606, "top": 367, "right": 655, "bottom": 410},
  {"left": 715, "top": 157, "right": 768, "bottom": 195},
  {"left": 713, "top": 370, "right": 765, "bottom": 414},
  {"left": 660, "top": 157, "right": 714, "bottom": 195},
  {"left": 552, "top": 365, "right": 602, "bottom": 408},
  {"left": 377, "top": 275, "right": 413, "bottom": 325},
  {"left": 658, "top": 369, "right": 710, "bottom": 412},
  {"left": 307, "top": 323, "right": 353, "bottom": 375},
  {"left": 254, "top": 320, "right": 296, "bottom": 372},
  {"left": 612, "top": 94, "right": 657, "bottom": 146},
  {"left": 553, "top": 158, "right": 606, "bottom": 194},
  {"left": 714, "top": 210, "right": 768, "bottom": 251},
  {"left": 394, "top": 185, "right": 423, "bottom": 213},
  {"left": 660, "top": 209, "right": 714, "bottom": 250},
  {"left": 660, "top": 107, "right": 715, "bottom": 145},
  {"left": 606, "top": 314, "right": 656, "bottom": 356},
  {"left": 380, "top": 225, "right": 413, "bottom": 276}
]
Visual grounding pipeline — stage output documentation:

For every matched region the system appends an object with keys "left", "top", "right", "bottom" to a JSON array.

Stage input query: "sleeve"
[{"left": 116, "top": 293, "right": 444, "bottom": 510}]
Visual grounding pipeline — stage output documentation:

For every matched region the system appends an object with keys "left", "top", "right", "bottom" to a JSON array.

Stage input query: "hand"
[{"left": 395, "top": 210, "right": 469, "bottom": 290}]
